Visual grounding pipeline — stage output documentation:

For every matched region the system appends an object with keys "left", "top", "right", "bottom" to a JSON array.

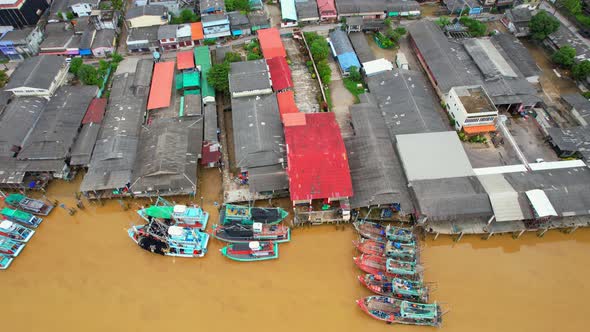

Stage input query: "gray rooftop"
[
  {"left": 335, "top": 0, "right": 419, "bottom": 15},
  {"left": 247, "top": 164, "right": 289, "bottom": 193},
  {"left": 204, "top": 102, "right": 218, "bottom": 142},
  {"left": 17, "top": 86, "right": 97, "bottom": 161},
  {"left": 506, "top": 7, "right": 532, "bottom": 23},
  {"left": 1, "top": 27, "right": 34, "bottom": 42},
  {"left": 128, "top": 26, "right": 160, "bottom": 42},
  {"left": 548, "top": 24, "right": 590, "bottom": 62},
  {"left": 40, "top": 23, "right": 75, "bottom": 49},
  {"left": 229, "top": 60, "right": 271, "bottom": 95},
  {"left": 346, "top": 102, "right": 413, "bottom": 210},
  {"left": 202, "top": 13, "right": 229, "bottom": 24},
  {"left": 92, "top": 29, "right": 116, "bottom": 48},
  {"left": 562, "top": 94, "right": 590, "bottom": 126},
  {"left": 248, "top": 12, "right": 269, "bottom": 27},
  {"left": 231, "top": 94, "right": 284, "bottom": 169},
  {"left": 295, "top": 0, "right": 320, "bottom": 20},
  {"left": 79, "top": 27, "right": 95, "bottom": 49},
  {"left": 0, "top": 97, "right": 47, "bottom": 158},
  {"left": 4, "top": 56, "right": 66, "bottom": 91},
  {"left": 348, "top": 32, "right": 376, "bottom": 63},
  {"left": 80, "top": 60, "right": 154, "bottom": 192},
  {"left": 547, "top": 126, "right": 590, "bottom": 161},
  {"left": 329, "top": 29, "right": 354, "bottom": 55},
  {"left": 214, "top": 45, "right": 232, "bottom": 64},
  {"left": 228, "top": 11, "right": 250, "bottom": 27},
  {"left": 396, "top": 131, "right": 474, "bottom": 181},
  {"left": 411, "top": 176, "right": 493, "bottom": 221},
  {"left": 70, "top": 122, "right": 101, "bottom": 166},
  {"left": 157, "top": 24, "right": 178, "bottom": 40},
  {"left": 130, "top": 116, "right": 202, "bottom": 196},
  {"left": 126, "top": 5, "right": 167, "bottom": 20},
  {"left": 200, "top": 0, "right": 226, "bottom": 14},
  {"left": 491, "top": 33, "right": 540, "bottom": 79},
  {"left": 366, "top": 69, "right": 447, "bottom": 136},
  {"left": 183, "top": 94, "right": 202, "bottom": 117}
]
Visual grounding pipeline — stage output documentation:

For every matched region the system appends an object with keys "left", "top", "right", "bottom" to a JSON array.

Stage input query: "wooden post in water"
[
  {"left": 566, "top": 226, "right": 579, "bottom": 234},
  {"left": 537, "top": 228, "right": 549, "bottom": 237},
  {"left": 118, "top": 199, "right": 129, "bottom": 211},
  {"left": 434, "top": 232, "right": 440, "bottom": 240},
  {"left": 454, "top": 231, "right": 464, "bottom": 242},
  {"left": 483, "top": 231, "right": 493, "bottom": 240},
  {"left": 512, "top": 229, "right": 525, "bottom": 239}
]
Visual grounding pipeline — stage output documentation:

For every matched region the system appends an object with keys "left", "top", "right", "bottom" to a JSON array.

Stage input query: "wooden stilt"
[
  {"left": 434, "top": 232, "right": 440, "bottom": 241},
  {"left": 454, "top": 232, "right": 464, "bottom": 242},
  {"left": 512, "top": 229, "right": 525, "bottom": 239},
  {"left": 537, "top": 228, "right": 548, "bottom": 237},
  {"left": 566, "top": 226, "right": 579, "bottom": 234},
  {"left": 483, "top": 232, "right": 493, "bottom": 240}
]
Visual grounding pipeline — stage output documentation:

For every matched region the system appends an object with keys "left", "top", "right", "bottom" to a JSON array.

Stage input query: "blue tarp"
[
  {"left": 79, "top": 49, "right": 92, "bottom": 56},
  {"left": 232, "top": 30, "right": 242, "bottom": 36},
  {"left": 336, "top": 52, "right": 360, "bottom": 73}
]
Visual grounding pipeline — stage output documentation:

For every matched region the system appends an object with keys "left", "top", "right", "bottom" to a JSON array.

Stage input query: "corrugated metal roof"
[
  {"left": 276, "top": 91, "right": 298, "bottom": 119},
  {"left": 70, "top": 122, "right": 101, "bottom": 166},
  {"left": 177, "top": 51, "right": 195, "bottom": 70},
  {"left": 147, "top": 61, "right": 175, "bottom": 110},
  {"left": 525, "top": 189, "right": 558, "bottom": 218},
  {"left": 82, "top": 98, "right": 107, "bottom": 124},
  {"left": 477, "top": 174, "right": 524, "bottom": 222},
  {"left": 281, "top": 0, "right": 298, "bottom": 21},
  {"left": 267, "top": 56, "right": 293, "bottom": 91},
  {"left": 0, "top": 97, "right": 47, "bottom": 158},
  {"left": 191, "top": 22, "right": 204, "bottom": 41},
  {"left": 348, "top": 32, "right": 376, "bottom": 64},
  {"left": 257, "top": 28, "right": 286, "bottom": 59}
]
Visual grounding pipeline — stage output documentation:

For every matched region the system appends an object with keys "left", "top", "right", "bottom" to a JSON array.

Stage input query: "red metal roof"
[
  {"left": 283, "top": 112, "right": 306, "bottom": 127},
  {"left": 147, "top": 61, "right": 175, "bottom": 110},
  {"left": 317, "top": 0, "right": 337, "bottom": 17},
  {"left": 284, "top": 112, "right": 353, "bottom": 201},
  {"left": 177, "top": 51, "right": 195, "bottom": 70},
  {"left": 82, "top": 98, "right": 107, "bottom": 124},
  {"left": 267, "top": 56, "right": 293, "bottom": 91},
  {"left": 276, "top": 91, "right": 298, "bottom": 120},
  {"left": 463, "top": 124, "right": 496, "bottom": 134},
  {"left": 201, "top": 141, "right": 221, "bottom": 165},
  {"left": 191, "top": 22, "right": 204, "bottom": 41},
  {"left": 257, "top": 28, "right": 286, "bottom": 60}
]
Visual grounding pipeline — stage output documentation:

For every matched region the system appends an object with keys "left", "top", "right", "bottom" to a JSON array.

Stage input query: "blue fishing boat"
[
  {"left": 0, "top": 254, "right": 13, "bottom": 270},
  {"left": 220, "top": 204, "right": 289, "bottom": 225},
  {"left": 353, "top": 220, "right": 414, "bottom": 243},
  {"left": 137, "top": 197, "right": 209, "bottom": 230},
  {"left": 0, "top": 220, "right": 35, "bottom": 242},
  {"left": 0, "top": 208, "right": 42, "bottom": 228},
  {"left": 220, "top": 241, "right": 279, "bottom": 262},
  {"left": 128, "top": 219, "right": 210, "bottom": 258},
  {"left": 0, "top": 236, "right": 26, "bottom": 257}
]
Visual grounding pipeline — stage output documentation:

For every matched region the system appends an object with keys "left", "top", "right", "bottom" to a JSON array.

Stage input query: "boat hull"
[
  {"left": 0, "top": 220, "right": 35, "bottom": 242},
  {"left": 353, "top": 255, "right": 422, "bottom": 280},
  {"left": 356, "top": 296, "right": 441, "bottom": 327},
  {"left": 127, "top": 225, "right": 209, "bottom": 258},
  {"left": 0, "top": 254, "right": 14, "bottom": 270},
  {"left": 353, "top": 239, "right": 418, "bottom": 262},
  {"left": 220, "top": 242, "right": 279, "bottom": 262},
  {"left": 211, "top": 224, "right": 290, "bottom": 243},
  {"left": 220, "top": 205, "right": 288, "bottom": 225},
  {"left": 4, "top": 194, "right": 54, "bottom": 216},
  {"left": 0, "top": 236, "right": 26, "bottom": 257},
  {"left": 353, "top": 221, "right": 414, "bottom": 243},
  {"left": 358, "top": 274, "right": 429, "bottom": 303}
]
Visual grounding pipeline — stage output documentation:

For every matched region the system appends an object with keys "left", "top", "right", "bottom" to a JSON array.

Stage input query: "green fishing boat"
[{"left": 219, "top": 204, "right": 288, "bottom": 225}]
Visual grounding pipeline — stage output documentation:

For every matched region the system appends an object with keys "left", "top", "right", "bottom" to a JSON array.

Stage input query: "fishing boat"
[
  {"left": 353, "top": 238, "right": 418, "bottom": 261},
  {"left": 358, "top": 274, "right": 429, "bottom": 303},
  {"left": 353, "top": 221, "right": 414, "bottom": 243},
  {"left": 3, "top": 193, "right": 54, "bottom": 216},
  {"left": 353, "top": 254, "right": 422, "bottom": 280},
  {"left": 0, "top": 220, "right": 35, "bottom": 242},
  {"left": 220, "top": 204, "right": 288, "bottom": 225},
  {"left": 1, "top": 208, "right": 42, "bottom": 228},
  {"left": 127, "top": 220, "right": 210, "bottom": 258},
  {"left": 220, "top": 241, "right": 279, "bottom": 262},
  {"left": 211, "top": 222, "right": 290, "bottom": 243},
  {"left": 0, "top": 236, "right": 26, "bottom": 257},
  {"left": 356, "top": 296, "right": 442, "bottom": 327},
  {"left": 137, "top": 197, "right": 209, "bottom": 230},
  {"left": 0, "top": 254, "right": 13, "bottom": 270}
]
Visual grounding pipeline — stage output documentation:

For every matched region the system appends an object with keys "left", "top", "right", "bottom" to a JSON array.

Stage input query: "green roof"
[
  {"left": 194, "top": 47, "right": 215, "bottom": 98},
  {"left": 1, "top": 207, "right": 32, "bottom": 220},
  {"left": 182, "top": 71, "right": 200, "bottom": 89},
  {"left": 175, "top": 73, "right": 183, "bottom": 90},
  {"left": 144, "top": 206, "right": 173, "bottom": 219},
  {"left": 184, "top": 89, "right": 200, "bottom": 95}
]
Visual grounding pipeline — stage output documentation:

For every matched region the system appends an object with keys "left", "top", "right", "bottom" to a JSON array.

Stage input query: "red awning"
[
  {"left": 257, "top": 28, "right": 286, "bottom": 59},
  {"left": 267, "top": 56, "right": 293, "bottom": 91},
  {"left": 276, "top": 91, "right": 298, "bottom": 119},
  {"left": 463, "top": 124, "right": 496, "bottom": 134},
  {"left": 284, "top": 113, "right": 353, "bottom": 201},
  {"left": 147, "top": 61, "right": 175, "bottom": 110},
  {"left": 177, "top": 51, "right": 195, "bottom": 70},
  {"left": 82, "top": 98, "right": 107, "bottom": 124}
]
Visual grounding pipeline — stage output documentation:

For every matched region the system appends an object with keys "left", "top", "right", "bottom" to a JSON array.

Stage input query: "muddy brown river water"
[{"left": 2, "top": 168, "right": 590, "bottom": 332}]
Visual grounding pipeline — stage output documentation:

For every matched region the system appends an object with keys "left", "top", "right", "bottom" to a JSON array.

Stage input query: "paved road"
[{"left": 539, "top": 1, "right": 590, "bottom": 49}]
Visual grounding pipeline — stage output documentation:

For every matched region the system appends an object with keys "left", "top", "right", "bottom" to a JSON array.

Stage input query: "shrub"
[
  {"left": 552, "top": 46, "right": 576, "bottom": 68},
  {"left": 529, "top": 10, "right": 560, "bottom": 41}
]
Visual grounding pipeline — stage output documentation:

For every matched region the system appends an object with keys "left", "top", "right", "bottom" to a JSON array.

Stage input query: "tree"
[
  {"left": 572, "top": 60, "right": 590, "bottom": 80},
  {"left": 316, "top": 60, "right": 332, "bottom": 85},
  {"left": 226, "top": 0, "right": 251, "bottom": 12},
  {"left": 435, "top": 16, "right": 451, "bottom": 28},
  {"left": 77, "top": 64, "right": 99, "bottom": 85},
  {"left": 459, "top": 17, "right": 486, "bottom": 37},
  {"left": 348, "top": 66, "right": 361, "bottom": 82},
  {"left": 110, "top": 52, "right": 123, "bottom": 63},
  {"left": 529, "top": 10, "right": 560, "bottom": 41},
  {"left": 111, "top": 0, "right": 124, "bottom": 10},
  {"left": 552, "top": 46, "right": 577, "bottom": 68},
  {"left": 66, "top": 11, "right": 75, "bottom": 21},
  {"left": 224, "top": 52, "right": 242, "bottom": 63},
  {"left": 310, "top": 38, "right": 329, "bottom": 62},
  {"left": 69, "top": 57, "right": 83, "bottom": 73},
  {"left": 0, "top": 70, "right": 8, "bottom": 88},
  {"left": 208, "top": 63, "right": 230, "bottom": 93},
  {"left": 247, "top": 53, "right": 262, "bottom": 60},
  {"left": 561, "top": 0, "right": 582, "bottom": 15}
]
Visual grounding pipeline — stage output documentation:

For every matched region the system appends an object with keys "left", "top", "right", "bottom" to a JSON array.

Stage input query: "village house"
[
  {"left": 127, "top": 25, "right": 160, "bottom": 53},
  {"left": 200, "top": 0, "right": 225, "bottom": 15},
  {"left": 91, "top": 28, "right": 116, "bottom": 57},
  {"left": 148, "top": 0, "right": 181, "bottom": 15},
  {"left": 228, "top": 11, "right": 251, "bottom": 37},
  {"left": 89, "top": 9, "right": 121, "bottom": 31},
  {"left": 202, "top": 13, "right": 231, "bottom": 39},
  {"left": 295, "top": 0, "right": 320, "bottom": 24},
  {"left": 229, "top": 59, "right": 272, "bottom": 98},
  {"left": 501, "top": 7, "right": 532, "bottom": 37},
  {"left": 0, "top": 26, "right": 43, "bottom": 61},
  {"left": 0, "top": 0, "right": 49, "bottom": 28},
  {"left": 4, "top": 56, "right": 69, "bottom": 97},
  {"left": 126, "top": 5, "right": 169, "bottom": 28}
]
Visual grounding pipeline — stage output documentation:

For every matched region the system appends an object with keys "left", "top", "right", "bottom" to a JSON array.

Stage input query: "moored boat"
[
  {"left": 353, "top": 221, "right": 414, "bottom": 243},
  {"left": 211, "top": 222, "right": 290, "bottom": 243},
  {"left": 0, "top": 208, "right": 42, "bottom": 228},
  {"left": 0, "top": 254, "right": 13, "bottom": 270},
  {"left": 137, "top": 197, "right": 209, "bottom": 230},
  {"left": 3, "top": 194, "right": 54, "bottom": 216},
  {"left": 356, "top": 296, "right": 442, "bottom": 327},
  {"left": 220, "top": 204, "right": 288, "bottom": 225},
  {"left": 353, "top": 254, "right": 422, "bottom": 280},
  {"left": 353, "top": 238, "right": 418, "bottom": 261},
  {"left": 127, "top": 220, "right": 209, "bottom": 258},
  {"left": 0, "top": 236, "right": 26, "bottom": 257},
  {"left": 220, "top": 241, "right": 279, "bottom": 262},
  {"left": 358, "top": 274, "right": 429, "bottom": 303},
  {"left": 0, "top": 220, "right": 35, "bottom": 242}
]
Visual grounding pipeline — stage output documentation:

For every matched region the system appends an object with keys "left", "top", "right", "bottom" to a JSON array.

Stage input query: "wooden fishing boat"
[
  {"left": 220, "top": 204, "right": 288, "bottom": 225},
  {"left": 353, "top": 221, "right": 414, "bottom": 243},
  {"left": 211, "top": 222, "right": 290, "bottom": 243},
  {"left": 127, "top": 220, "right": 210, "bottom": 258},
  {"left": 137, "top": 197, "right": 209, "bottom": 230},
  {"left": 0, "top": 236, "right": 26, "bottom": 257},
  {"left": 3, "top": 193, "right": 54, "bottom": 216},
  {"left": 358, "top": 274, "right": 429, "bottom": 303},
  {"left": 353, "top": 254, "right": 422, "bottom": 280},
  {"left": 0, "top": 220, "right": 35, "bottom": 242},
  {"left": 220, "top": 241, "right": 279, "bottom": 262},
  {"left": 0, "top": 208, "right": 42, "bottom": 228},
  {"left": 356, "top": 296, "right": 442, "bottom": 327},
  {"left": 0, "top": 254, "right": 13, "bottom": 270},
  {"left": 353, "top": 238, "right": 418, "bottom": 261}
]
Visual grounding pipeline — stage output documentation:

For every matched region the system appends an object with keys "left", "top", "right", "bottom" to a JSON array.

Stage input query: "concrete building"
[
  {"left": 446, "top": 86, "right": 498, "bottom": 134},
  {"left": 127, "top": 26, "right": 160, "bottom": 53},
  {"left": 0, "top": 0, "right": 49, "bottom": 28},
  {"left": 148, "top": 0, "right": 180, "bottom": 15},
  {"left": 562, "top": 94, "right": 590, "bottom": 126},
  {"left": 501, "top": 7, "right": 532, "bottom": 37},
  {"left": 295, "top": 0, "right": 319, "bottom": 24},
  {"left": 126, "top": 5, "right": 169, "bottom": 28},
  {"left": 89, "top": 9, "right": 120, "bottom": 31},
  {"left": 0, "top": 26, "right": 43, "bottom": 61},
  {"left": 328, "top": 29, "right": 360, "bottom": 75},
  {"left": 69, "top": 0, "right": 99, "bottom": 17},
  {"left": 4, "top": 56, "right": 68, "bottom": 97},
  {"left": 228, "top": 11, "right": 251, "bottom": 36},
  {"left": 229, "top": 60, "right": 272, "bottom": 98},
  {"left": 91, "top": 28, "right": 116, "bottom": 57},
  {"left": 199, "top": 0, "right": 225, "bottom": 15},
  {"left": 202, "top": 13, "right": 230, "bottom": 39},
  {"left": 158, "top": 24, "right": 178, "bottom": 50}
]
